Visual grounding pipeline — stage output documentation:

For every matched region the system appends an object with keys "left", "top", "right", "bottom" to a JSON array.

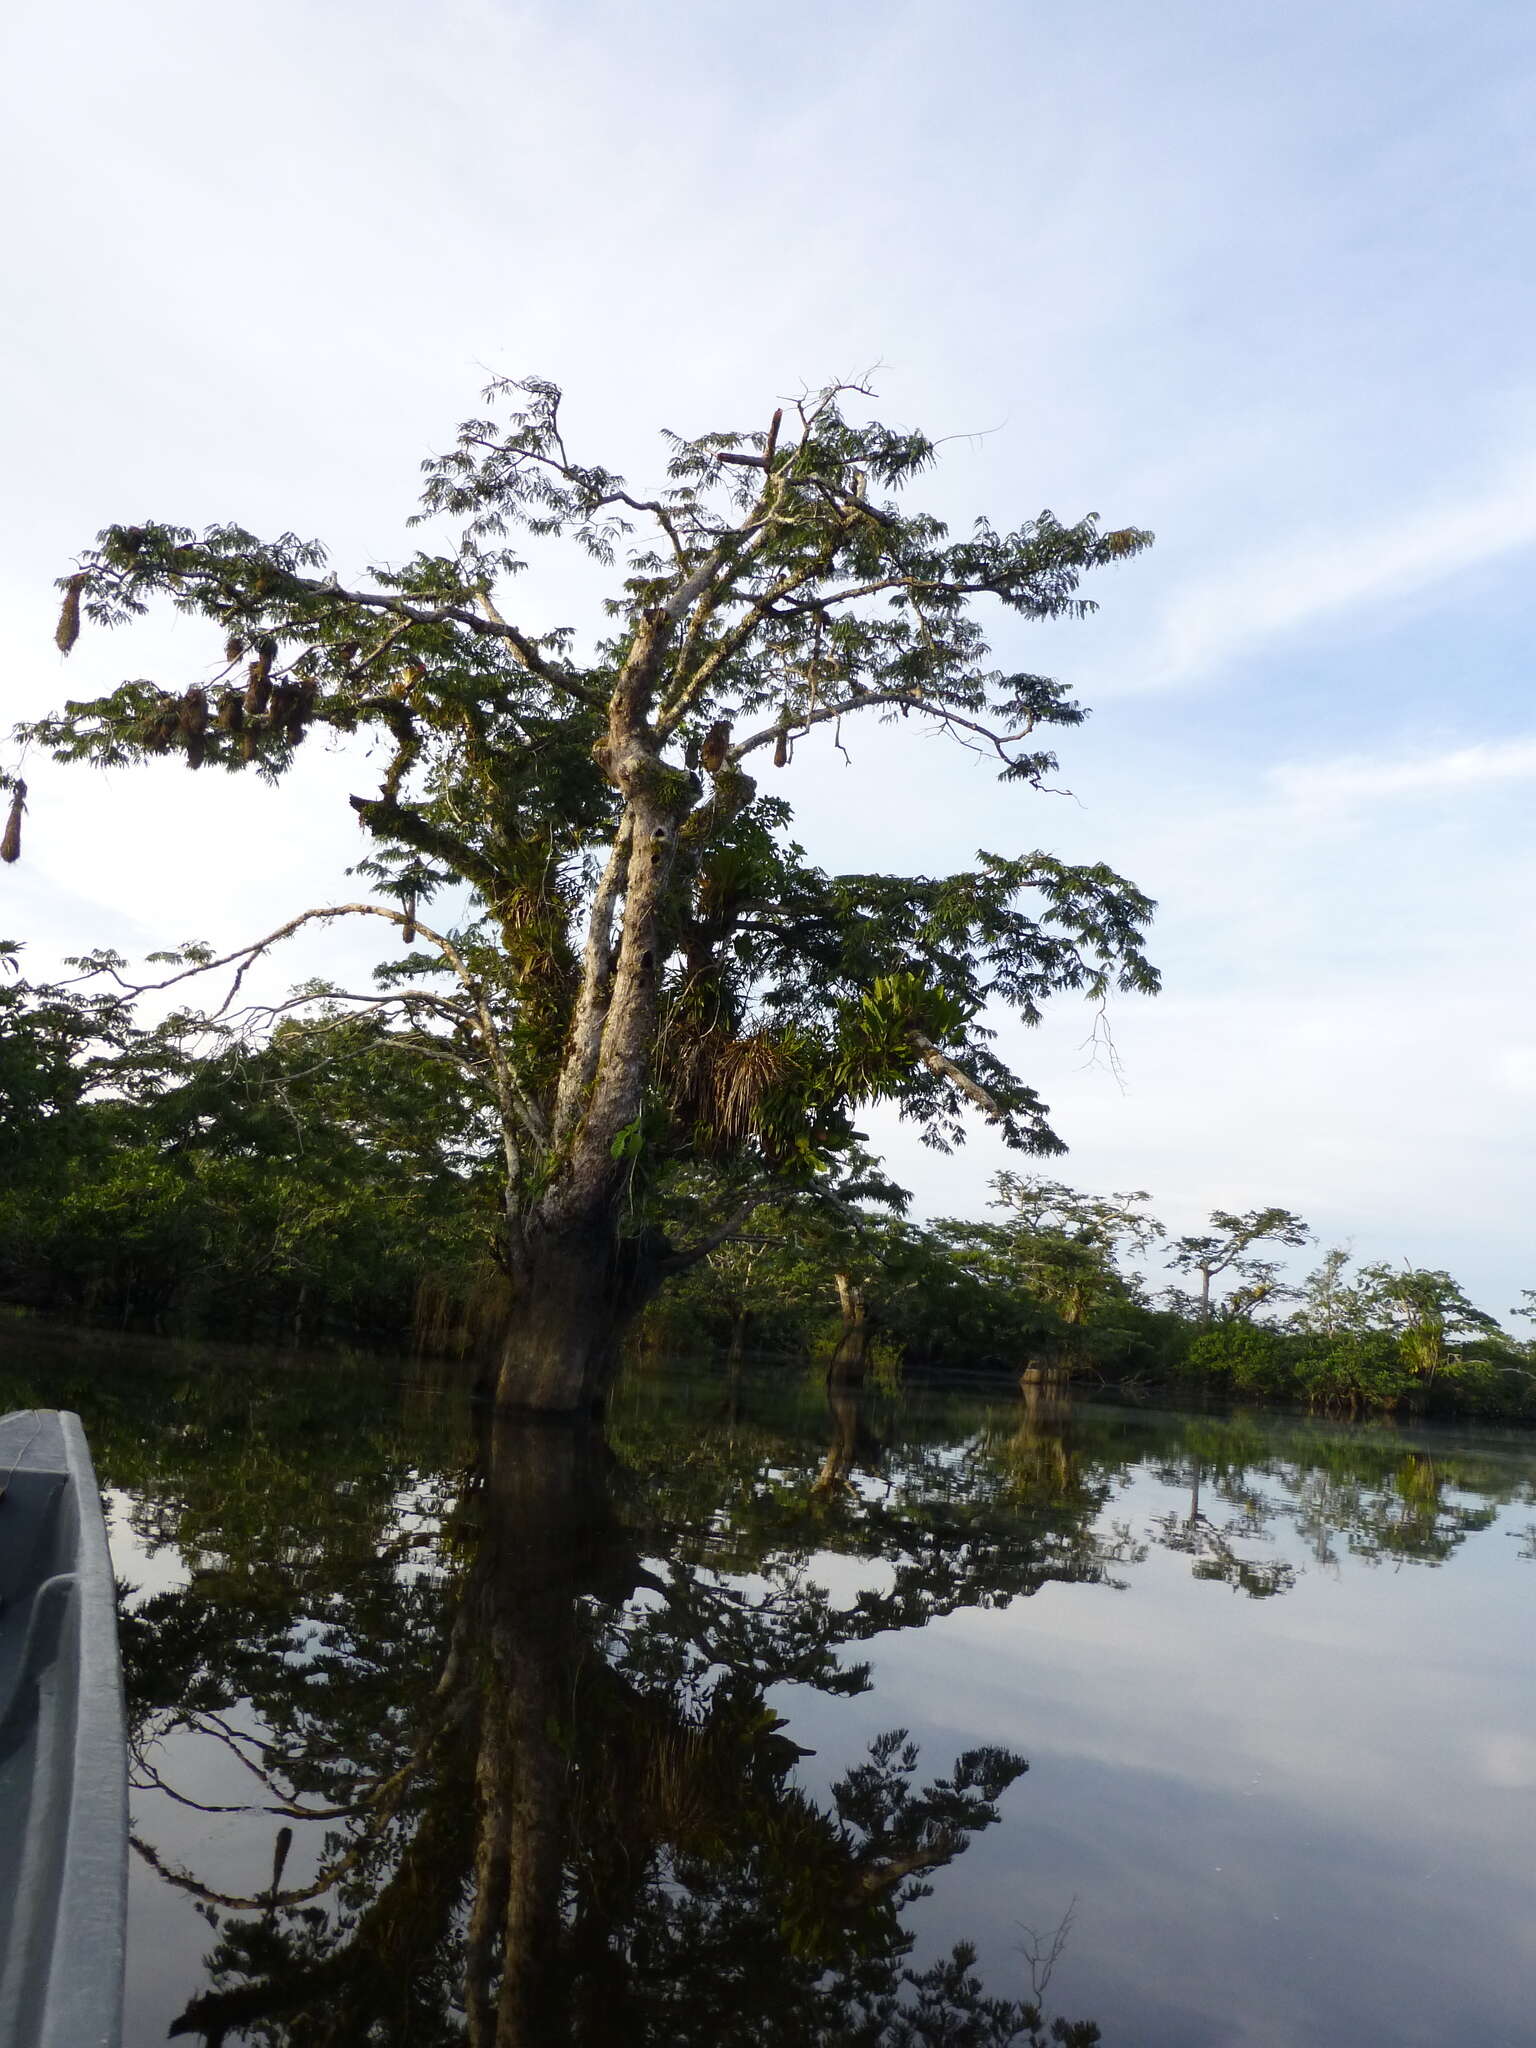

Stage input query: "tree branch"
[
  {"left": 655, "top": 1194, "right": 767, "bottom": 1275},
  {"left": 84, "top": 904, "right": 548, "bottom": 1154},
  {"left": 909, "top": 1031, "right": 1004, "bottom": 1120},
  {"left": 551, "top": 817, "right": 633, "bottom": 1147},
  {"left": 730, "top": 688, "right": 1039, "bottom": 768},
  {"left": 177, "top": 558, "right": 600, "bottom": 706}
]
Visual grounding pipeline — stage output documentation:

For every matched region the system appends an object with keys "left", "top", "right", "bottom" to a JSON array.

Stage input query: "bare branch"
[
  {"left": 130, "top": 1749, "right": 363, "bottom": 1824},
  {"left": 730, "top": 688, "right": 1040, "bottom": 770}
]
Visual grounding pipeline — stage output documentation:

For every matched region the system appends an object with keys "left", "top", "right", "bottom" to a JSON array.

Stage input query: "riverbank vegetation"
[{"left": 3, "top": 946, "right": 1530, "bottom": 1419}]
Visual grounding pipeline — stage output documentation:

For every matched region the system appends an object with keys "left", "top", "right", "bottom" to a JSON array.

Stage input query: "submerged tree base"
[{"left": 494, "top": 1228, "right": 661, "bottom": 1413}]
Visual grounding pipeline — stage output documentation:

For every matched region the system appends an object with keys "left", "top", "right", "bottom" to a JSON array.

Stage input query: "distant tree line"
[
  {"left": 647, "top": 1174, "right": 1535, "bottom": 1417},
  {"left": 2, "top": 945, "right": 1531, "bottom": 1416}
]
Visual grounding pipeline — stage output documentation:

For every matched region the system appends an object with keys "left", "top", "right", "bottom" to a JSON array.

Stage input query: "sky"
[{"left": 2, "top": 0, "right": 1533, "bottom": 1314}]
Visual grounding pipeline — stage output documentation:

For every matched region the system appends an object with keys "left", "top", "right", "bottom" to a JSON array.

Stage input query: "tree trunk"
[
  {"left": 813, "top": 1388, "right": 883, "bottom": 1495},
  {"left": 495, "top": 1221, "right": 659, "bottom": 1413},
  {"left": 1019, "top": 1371, "right": 1072, "bottom": 1429},
  {"left": 493, "top": 771, "right": 693, "bottom": 1414},
  {"left": 725, "top": 1306, "right": 752, "bottom": 1366},
  {"left": 468, "top": 1414, "right": 638, "bottom": 2043},
  {"left": 1015, "top": 1375, "right": 1074, "bottom": 1487},
  {"left": 827, "top": 1272, "right": 869, "bottom": 1387},
  {"left": 1020, "top": 1360, "right": 1071, "bottom": 1393},
  {"left": 487, "top": 1610, "right": 570, "bottom": 2048}
]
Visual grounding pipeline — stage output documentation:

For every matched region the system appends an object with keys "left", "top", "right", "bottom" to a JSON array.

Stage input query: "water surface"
[{"left": 3, "top": 1329, "right": 1533, "bottom": 2045}]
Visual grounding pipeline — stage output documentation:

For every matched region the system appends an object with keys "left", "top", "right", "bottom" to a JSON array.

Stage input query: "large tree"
[
  {"left": 1166, "top": 1205, "right": 1310, "bottom": 1322},
  {"left": 20, "top": 377, "right": 1157, "bottom": 1410},
  {"left": 940, "top": 1174, "right": 1164, "bottom": 1338}
]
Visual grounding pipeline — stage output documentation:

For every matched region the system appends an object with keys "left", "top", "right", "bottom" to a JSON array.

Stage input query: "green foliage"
[
  {"left": 0, "top": 962, "right": 495, "bottom": 1342},
  {"left": 1167, "top": 1206, "right": 1311, "bottom": 1321},
  {"left": 1185, "top": 1319, "right": 1292, "bottom": 1394},
  {"left": 3, "top": 956, "right": 1526, "bottom": 1421},
  {"left": 937, "top": 1176, "right": 1163, "bottom": 1345},
  {"left": 655, "top": 1181, "right": 1527, "bottom": 1420},
  {"left": 18, "top": 378, "right": 1159, "bottom": 1329},
  {"left": 1291, "top": 1329, "right": 1415, "bottom": 1410},
  {"left": 1174, "top": 1247, "right": 1524, "bottom": 1416}
]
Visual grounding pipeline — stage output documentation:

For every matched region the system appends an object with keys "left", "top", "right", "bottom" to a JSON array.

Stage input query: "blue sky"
[{"left": 2, "top": 0, "right": 1533, "bottom": 1311}]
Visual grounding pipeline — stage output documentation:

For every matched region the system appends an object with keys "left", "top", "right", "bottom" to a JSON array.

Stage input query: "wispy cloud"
[
  {"left": 1152, "top": 459, "right": 1536, "bottom": 683},
  {"left": 1270, "top": 734, "right": 1536, "bottom": 808}
]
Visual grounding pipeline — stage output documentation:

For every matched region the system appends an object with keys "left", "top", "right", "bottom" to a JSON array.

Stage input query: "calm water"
[{"left": 3, "top": 1327, "right": 1534, "bottom": 2046}]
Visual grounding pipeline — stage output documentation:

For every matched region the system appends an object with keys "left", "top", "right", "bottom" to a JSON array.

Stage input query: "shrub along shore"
[{"left": 4, "top": 952, "right": 1529, "bottom": 1418}]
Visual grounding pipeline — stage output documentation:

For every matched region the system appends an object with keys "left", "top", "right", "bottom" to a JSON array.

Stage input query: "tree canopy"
[{"left": 18, "top": 376, "right": 1158, "bottom": 1407}]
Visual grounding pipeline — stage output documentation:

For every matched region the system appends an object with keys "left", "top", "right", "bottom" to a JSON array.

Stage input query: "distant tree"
[
  {"left": 1167, "top": 1206, "right": 1310, "bottom": 1322},
  {"left": 934, "top": 1175, "right": 1164, "bottom": 1379},
  {"left": 0, "top": 939, "right": 171, "bottom": 1167},
  {"left": 666, "top": 1149, "right": 908, "bottom": 1371},
  {"left": 1354, "top": 1262, "right": 1500, "bottom": 1388},
  {"left": 1290, "top": 1246, "right": 1371, "bottom": 1339},
  {"left": 21, "top": 377, "right": 1157, "bottom": 1411},
  {"left": 983, "top": 1174, "right": 1163, "bottom": 1321}
]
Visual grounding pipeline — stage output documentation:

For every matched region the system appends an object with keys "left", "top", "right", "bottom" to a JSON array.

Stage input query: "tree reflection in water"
[
  {"left": 126, "top": 1391, "right": 1108, "bottom": 2047},
  {"left": 87, "top": 1350, "right": 1530, "bottom": 2047},
  {"left": 1145, "top": 1418, "right": 1504, "bottom": 1587}
]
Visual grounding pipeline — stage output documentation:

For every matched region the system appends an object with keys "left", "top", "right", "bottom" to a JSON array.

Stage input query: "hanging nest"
[
  {"left": 263, "top": 679, "right": 297, "bottom": 740},
  {"left": 224, "top": 634, "right": 245, "bottom": 665},
  {"left": 216, "top": 691, "right": 244, "bottom": 733},
  {"left": 288, "top": 677, "right": 318, "bottom": 740},
  {"left": 178, "top": 686, "right": 208, "bottom": 769},
  {"left": 242, "top": 634, "right": 278, "bottom": 713},
  {"left": 135, "top": 698, "right": 180, "bottom": 754},
  {"left": 54, "top": 573, "right": 87, "bottom": 656},
  {"left": 1, "top": 779, "right": 26, "bottom": 864}
]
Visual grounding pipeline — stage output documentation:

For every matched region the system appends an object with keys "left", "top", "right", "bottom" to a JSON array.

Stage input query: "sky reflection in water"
[{"left": 2, "top": 1333, "right": 1531, "bottom": 2047}]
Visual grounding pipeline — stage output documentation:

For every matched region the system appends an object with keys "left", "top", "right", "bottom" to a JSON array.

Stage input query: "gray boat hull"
[{"left": 0, "top": 1409, "right": 127, "bottom": 2048}]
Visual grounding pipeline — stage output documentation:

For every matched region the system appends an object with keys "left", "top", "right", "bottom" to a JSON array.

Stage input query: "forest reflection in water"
[{"left": 3, "top": 1331, "right": 1534, "bottom": 2047}]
